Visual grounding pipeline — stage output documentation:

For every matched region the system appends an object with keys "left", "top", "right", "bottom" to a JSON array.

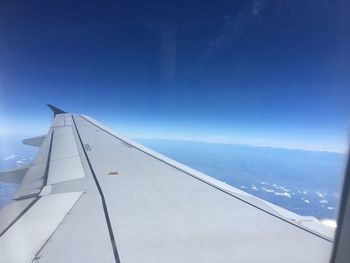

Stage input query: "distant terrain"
[
  {"left": 0, "top": 136, "right": 346, "bottom": 219},
  {"left": 138, "top": 139, "right": 346, "bottom": 219}
]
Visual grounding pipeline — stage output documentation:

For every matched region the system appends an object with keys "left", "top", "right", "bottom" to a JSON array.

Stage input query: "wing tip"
[{"left": 47, "top": 104, "right": 67, "bottom": 116}]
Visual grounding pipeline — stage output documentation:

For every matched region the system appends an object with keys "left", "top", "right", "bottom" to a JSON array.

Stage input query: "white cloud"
[
  {"left": 3, "top": 154, "right": 16, "bottom": 161},
  {"left": 274, "top": 192, "right": 292, "bottom": 198},
  {"left": 262, "top": 187, "right": 274, "bottom": 193},
  {"left": 316, "top": 191, "right": 324, "bottom": 198}
]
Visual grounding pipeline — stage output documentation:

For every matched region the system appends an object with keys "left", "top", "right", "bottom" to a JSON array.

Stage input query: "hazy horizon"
[
  {"left": 1, "top": 135, "right": 347, "bottom": 220},
  {"left": 1, "top": 0, "right": 349, "bottom": 153}
]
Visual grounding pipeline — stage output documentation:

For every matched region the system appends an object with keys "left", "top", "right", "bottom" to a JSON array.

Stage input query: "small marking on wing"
[
  {"left": 84, "top": 143, "right": 92, "bottom": 151},
  {"left": 108, "top": 171, "right": 119, "bottom": 176},
  {"left": 120, "top": 141, "right": 134, "bottom": 148}
]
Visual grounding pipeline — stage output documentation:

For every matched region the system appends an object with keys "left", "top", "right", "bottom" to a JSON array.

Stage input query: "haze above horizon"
[{"left": 0, "top": 0, "right": 349, "bottom": 152}]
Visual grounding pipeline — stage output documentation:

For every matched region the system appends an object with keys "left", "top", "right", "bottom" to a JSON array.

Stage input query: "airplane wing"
[{"left": 0, "top": 105, "right": 336, "bottom": 263}]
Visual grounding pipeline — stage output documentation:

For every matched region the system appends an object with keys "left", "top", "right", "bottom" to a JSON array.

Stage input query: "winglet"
[{"left": 47, "top": 104, "right": 66, "bottom": 116}]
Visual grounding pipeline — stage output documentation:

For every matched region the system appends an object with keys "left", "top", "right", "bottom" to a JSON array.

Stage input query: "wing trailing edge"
[
  {"left": 22, "top": 135, "right": 45, "bottom": 147},
  {"left": 0, "top": 166, "right": 29, "bottom": 184}
]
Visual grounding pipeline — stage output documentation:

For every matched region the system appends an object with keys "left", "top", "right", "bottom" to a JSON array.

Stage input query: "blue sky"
[{"left": 0, "top": 0, "right": 349, "bottom": 152}]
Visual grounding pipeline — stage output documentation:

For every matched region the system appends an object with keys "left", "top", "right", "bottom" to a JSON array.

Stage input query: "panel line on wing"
[
  {"left": 80, "top": 114, "right": 333, "bottom": 242},
  {"left": 0, "top": 198, "right": 40, "bottom": 238},
  {"left": 48, "top": 126, "right": 85, "bottom": 185},
  {"left": 72, "top": 115, "right": 121, "bottom": 263},
  {"left": 0, "top": 130, "right": 54, "bottom": 238},
  {"left": 0, "top": 192, "right": 83, "bottom": 263}
]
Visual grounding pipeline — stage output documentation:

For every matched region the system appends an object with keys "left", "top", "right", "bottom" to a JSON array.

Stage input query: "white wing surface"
[{"left": 0, "top": 106, "right": 334, "bottom": 263}]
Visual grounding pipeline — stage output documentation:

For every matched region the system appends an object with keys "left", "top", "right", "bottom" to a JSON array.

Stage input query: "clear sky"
[{"left": 0, "top": 0, "right": 349, "bottom": 152}]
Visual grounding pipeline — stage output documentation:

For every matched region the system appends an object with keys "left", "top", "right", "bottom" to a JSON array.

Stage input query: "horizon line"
[{"left": 134, "top": 136, "right": 349, "bottom": 154}]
